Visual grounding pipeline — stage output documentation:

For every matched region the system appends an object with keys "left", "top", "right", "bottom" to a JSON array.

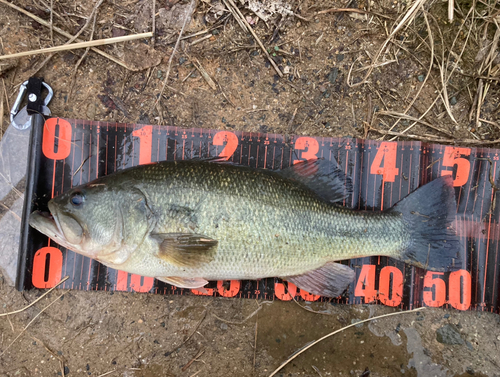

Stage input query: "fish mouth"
[
  {"left": 29, "top": 203, "right": 83, "bottom": 249},
  {"left": 29, "top": 209, "right": 66, "bottom": 242}
]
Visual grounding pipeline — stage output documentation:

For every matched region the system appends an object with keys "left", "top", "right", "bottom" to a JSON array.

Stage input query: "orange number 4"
[{"left": 370, "top": 142, "right": 399, "bottom": 182}]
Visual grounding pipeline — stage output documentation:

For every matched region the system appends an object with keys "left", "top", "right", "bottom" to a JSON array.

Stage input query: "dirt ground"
[{"left": 1, "top": 0, "right": 500, "bottom": 376}]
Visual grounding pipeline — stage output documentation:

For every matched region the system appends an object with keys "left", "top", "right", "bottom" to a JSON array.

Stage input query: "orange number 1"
[{"left": 132, "top": 125, "right": 153, "bottom": 165}]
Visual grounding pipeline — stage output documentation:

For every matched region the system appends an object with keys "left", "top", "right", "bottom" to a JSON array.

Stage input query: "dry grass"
[{"left": 347, "top": 0, "right": 500, "bottom": 144}]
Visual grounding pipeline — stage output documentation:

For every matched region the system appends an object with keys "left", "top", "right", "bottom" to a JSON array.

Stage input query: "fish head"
[{"left": 29, "top": 181, "right": 151, "bottom": 262}]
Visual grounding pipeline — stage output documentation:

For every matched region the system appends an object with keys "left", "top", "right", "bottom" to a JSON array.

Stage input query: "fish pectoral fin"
[
  {"left": 156, "top": 276, "right": 209, "bottom": 289},
  {"left": 152, "top": 233, "right": 218, "bottom": 268},
  {"left": 284, "top": 262, "right": 355, "bottom": 298}
]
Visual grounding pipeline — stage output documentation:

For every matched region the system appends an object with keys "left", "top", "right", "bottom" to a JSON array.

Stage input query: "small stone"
[
  {"left": 444, "top": 313, "right": 450, "bottom": 319},
  {"left": 64, "top": 366, "right": 70, "bottom": 375},
  {"left": 417, "top": 74, "right": 425, "bottom": 82},
  {"left": 337, "top": 54, "right": 345, "bottom": 62},
  {"left": 450, "top": 96, "right": 458, "bottom": 105},
  {"left": 351, "top": 319, "right": 364, "bottom": 328},
  {"left": 466, "top": 341, "right": 474, "bottom": 350},
  {"left": 179, "top": 57, "right": 187, "bottom": 65},
  {"left": 138, "top": 319, "right": 143, "bottom": 324},
  {"left": 220, "top": 323, "right": 228, "bottom": 330},
  {"left": 319, "top": 85, "right": 327, "bottom": 93},
  {"left": 211, "top": 29, "right": 220, "bottom": 35},
  {"left": 328, "top": 68, "right": 339, "bottom": 84},
  {"left": 157, "top": 70, "right": 163, "bottom": 79},
  {"left": 436, "top": 324, "right": 464, "bottom": 345},
  {"left": 466, "top": 366, "right": 475, "bottom": 375},
  {"left": 160, "top": 322, "right": 166, "bottom": 327}
]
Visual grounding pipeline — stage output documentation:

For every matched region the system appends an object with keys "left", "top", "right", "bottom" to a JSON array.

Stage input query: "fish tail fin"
[{"left": 387, "top": 176, "right": 461, "bottom": 271}]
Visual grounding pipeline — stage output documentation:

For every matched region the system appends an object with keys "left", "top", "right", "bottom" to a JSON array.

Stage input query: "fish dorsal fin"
[
  {"left": 152, "top": 233, "right": 218, "bottom": 268},
  {"left": 277, "top": 159, "right": 353, "bottom": 203},
  {"left": 284, "top": 262, "right": 355, "bottom": 298},
  {"left": 155, "top": 276, "right": 208, "bottom": 289}
]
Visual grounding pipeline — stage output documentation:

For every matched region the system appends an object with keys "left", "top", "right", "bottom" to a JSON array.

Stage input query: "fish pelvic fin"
[
  {"left": 155, "top": 276, "right": 208, "bottom": 289},
  {"left": 152, "top": 233, "right": 218, "bottom": 268},
  {"left": 284, "top": 262, "right": 355, "bottom": 298},
  {"left": 387, "top": 176, "right": 461, "bottom": 271}
]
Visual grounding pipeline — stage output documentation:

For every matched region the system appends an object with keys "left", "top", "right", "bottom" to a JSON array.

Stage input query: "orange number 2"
[
  {"left": 213, "top": 131, "right": 238, "bottom": 160},
  {"left": 294, "top": 137, "right": 319, "bottom": 163}
]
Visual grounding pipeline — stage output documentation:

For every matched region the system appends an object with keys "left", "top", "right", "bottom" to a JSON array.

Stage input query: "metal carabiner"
[{"left": 10, "top": 80, "right": 54, "bottom": 123}]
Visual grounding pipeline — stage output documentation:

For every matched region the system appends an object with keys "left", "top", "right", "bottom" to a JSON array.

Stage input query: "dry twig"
[
  {"left": 0, "top": 33, "right": 152, "bottom": 60},
  {"left": 349, "top": 0, "right": 426, "bottom": 87},
  {"left": 0, "top": 276, "right": 69, "bottom": 317},
  {"left": 0, "top": 0, "right": 134, "bottom": 70},
  {"left": 0, "top": 292, "right": 67, "bottom": 356},
  {"left": 213, "top": 304, "right": 263, "bottom": 325},
  {"left": 224, "top": 0, "right": 283, "bottom": 77},
  {"left": 153, "top": 0, "right": 195, "bottom": 111}
]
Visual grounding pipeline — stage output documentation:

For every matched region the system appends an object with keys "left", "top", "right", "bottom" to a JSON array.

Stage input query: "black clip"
[{"left": 26, "top": 77, "right": 45, "bottom": 115}]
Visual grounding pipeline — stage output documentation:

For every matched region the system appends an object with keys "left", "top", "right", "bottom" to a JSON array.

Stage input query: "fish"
[{"left": 29, "top": 159, "right": 461, "bottom": 297}]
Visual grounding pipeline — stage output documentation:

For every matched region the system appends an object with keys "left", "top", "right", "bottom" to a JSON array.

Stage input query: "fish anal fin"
[
  {"left": 152, "top": 233, "right": 217, "bottom": 268},
  {"left": 284, "top": 262, "right": 355, "bottom": 298},
  {"left": 156, "top": 276, "right": 208, "bottom": 289}
]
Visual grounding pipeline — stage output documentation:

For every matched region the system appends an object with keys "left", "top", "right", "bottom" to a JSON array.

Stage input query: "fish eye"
[{"left": 70, "top": 191, "right": 85, "bottom": 207}]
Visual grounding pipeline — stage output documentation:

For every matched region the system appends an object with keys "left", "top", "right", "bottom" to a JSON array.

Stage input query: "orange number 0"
[
  {"left": 32, "top": 247, "right": 63, "bottom": 288},
  {"left": 42, "top": 118, "right": 72, "bottom": 160}
]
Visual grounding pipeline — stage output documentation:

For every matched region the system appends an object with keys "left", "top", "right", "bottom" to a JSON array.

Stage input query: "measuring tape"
[{"left": 16, "top": 118, "right": 500, "bottom": 313}]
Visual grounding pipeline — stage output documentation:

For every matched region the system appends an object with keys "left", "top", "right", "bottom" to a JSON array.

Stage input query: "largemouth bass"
[{"left": 29, "top": 159, "right": 461, "bottom": 297}]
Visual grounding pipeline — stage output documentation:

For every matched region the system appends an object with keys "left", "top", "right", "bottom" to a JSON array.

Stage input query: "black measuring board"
[{"left": 16, "top": 117, "right": 500, "bottom": 313}]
